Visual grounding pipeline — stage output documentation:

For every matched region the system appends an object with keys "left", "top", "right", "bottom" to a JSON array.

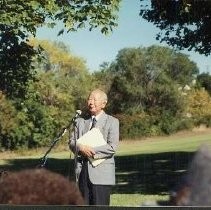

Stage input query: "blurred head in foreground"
[
  {"left": 170, "top": 144, "right": 211, "bottom": 206},
  {"left": 0, "top": 168, "right": 84, "bottom": 205}
]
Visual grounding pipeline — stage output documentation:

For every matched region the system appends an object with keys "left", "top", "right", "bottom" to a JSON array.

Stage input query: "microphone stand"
[
  {"left": 65, "top": 115, "right": 79, "bottom": 184},
  {"left": 38, "top": 112, "right": 81, "bottom": 168},
  {"left": 72, "top": 118, "right": 79, "bottom": 184},
  {"left": 39, "top": 127, "right": 67, "bottom": 168}
]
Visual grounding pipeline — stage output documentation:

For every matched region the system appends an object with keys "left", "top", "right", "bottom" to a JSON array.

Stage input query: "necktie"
[{"left": 90, "top": 117, "right": 97, "bottom": 130}]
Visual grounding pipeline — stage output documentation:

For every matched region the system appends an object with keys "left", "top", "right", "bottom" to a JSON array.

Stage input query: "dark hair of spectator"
[{"left": 0, "top": 168, "right": 84, "bottom": 205}]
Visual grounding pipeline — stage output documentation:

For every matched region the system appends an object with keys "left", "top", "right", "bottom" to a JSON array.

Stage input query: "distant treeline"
[{"left": 1, "top": 40, "right": 211, "bottom": 150}]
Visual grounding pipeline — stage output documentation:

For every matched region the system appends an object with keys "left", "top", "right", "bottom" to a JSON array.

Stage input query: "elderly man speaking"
[{"left": 69, "top": 89, "right": 119, "bottom": 206}]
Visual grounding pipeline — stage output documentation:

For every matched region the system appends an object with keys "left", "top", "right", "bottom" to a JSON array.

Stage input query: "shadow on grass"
[
  {"left": 114, "top": 152, "right": 194, "bottom": 195},
  {"left": 0, "top": 151, "right": 194, "bottom": 195}
]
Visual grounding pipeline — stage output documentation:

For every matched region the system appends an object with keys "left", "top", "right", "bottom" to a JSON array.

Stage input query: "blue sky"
[{"left": 36, "top": 0, "right": 211, "bottom": 73}]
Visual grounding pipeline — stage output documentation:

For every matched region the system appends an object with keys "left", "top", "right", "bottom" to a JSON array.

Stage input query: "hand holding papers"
[{"left": 77, "top": 128, "right": 106, "bottom": 167}]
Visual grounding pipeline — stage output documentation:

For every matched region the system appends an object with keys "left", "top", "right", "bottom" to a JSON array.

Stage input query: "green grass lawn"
[
  {"left": 1, "top": 129, "right": 211, "bottom": 206},
  {"left": 118, "top": 131, "right": 211, "bottom": 155},
  {"left": 111, "top": 130, "right": 211, "bottom": 206}
]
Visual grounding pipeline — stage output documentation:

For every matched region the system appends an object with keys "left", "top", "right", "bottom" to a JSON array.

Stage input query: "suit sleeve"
[{"left": 93, "top": 117, "right": 119, "bottom": 159}]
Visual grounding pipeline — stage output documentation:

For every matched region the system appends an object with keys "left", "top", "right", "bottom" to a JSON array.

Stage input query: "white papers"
[{"left": 77, "top": 128, "right": 106, "bottom": 167}]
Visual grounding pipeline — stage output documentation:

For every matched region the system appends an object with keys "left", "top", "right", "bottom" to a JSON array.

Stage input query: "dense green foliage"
[
  {"left": 186, "top": 89, "right": 211, "bottom": 127},
  {"left": 1, "top": 1, "right": 211, "bottom": 150},
  {"left": 1, "top": 40, "right": 211, "bottom": 149},
  {"left": 0, "top": 0, "right": 120, "bottom": 99},
  {"left": 0, "top": 40, "right": 94, "bottom": 150},
  {"left": 98, "top": 46, "right": 200, "bottom": 138},
  {"left": 0, "top": 0, "right": 120, "bottom": 149},
  {"left": 140, "top": 0, "right": 211, "bottom": 56},
  {"left": 197, "top": 72, "right": 211, "bottom": 95}
]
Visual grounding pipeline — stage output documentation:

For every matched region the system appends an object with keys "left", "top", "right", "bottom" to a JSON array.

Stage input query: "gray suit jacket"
[{"left": 69, "top": 112, "right": 119, "bottom": 185}]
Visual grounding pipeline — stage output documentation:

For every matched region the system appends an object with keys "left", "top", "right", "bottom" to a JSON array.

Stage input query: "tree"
[
  {"left": 197, "top": 72, "right": 211, "bottom": 95},
  {"left": 0, "top": 39, "right": 95, "bottom": 150},
  {"left": 0, "top": 0, "right": 120, "bottom": 36},
  {"left": 186, "top": 89, "right": 211, "bottom": 126},
  {"left": 107, "top": 45, "right": 198, "bottom": 114},
  {"left": 92, "top": 62, "right": 115, "bottom": 93},
  {"left": 101, "top": 45, "right": 199, "bottom": 136},
  {"left": 0, "top": 33, "right": 37, "bottom": 98},
  {"left": 140, "top": 0, "right": 211, "bottom": 55},
  {"left": 23, "top": 39, "right": 94, "bottom": 147},
  {"left": 30, "top": 39, "right": 95, "bottom": 109},
  {"left": 0, "top": 0, "right": 120, "bottom": 98}
]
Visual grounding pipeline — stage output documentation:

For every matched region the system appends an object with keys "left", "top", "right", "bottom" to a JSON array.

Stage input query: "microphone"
[
  {"left": 75, "top": 109, "right": 82, "bottom": 117},
  {"left": 72, "top": 110, "right": 82, "bottom": 122}
]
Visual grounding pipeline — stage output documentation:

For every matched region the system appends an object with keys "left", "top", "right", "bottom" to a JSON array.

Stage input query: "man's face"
[{"left": 87, "top": 91, "right": 106, "bottom": 116}]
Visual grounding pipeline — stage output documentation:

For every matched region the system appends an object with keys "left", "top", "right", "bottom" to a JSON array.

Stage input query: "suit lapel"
[
  {"left": 84, "top": 118, "right": 91, "bottom": 133},
  {"left": 96, "top": 112, "right": 107, "bottom": 130},
  {"left": 83, "top": 112, "right": 108, "bottom": 134}
]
